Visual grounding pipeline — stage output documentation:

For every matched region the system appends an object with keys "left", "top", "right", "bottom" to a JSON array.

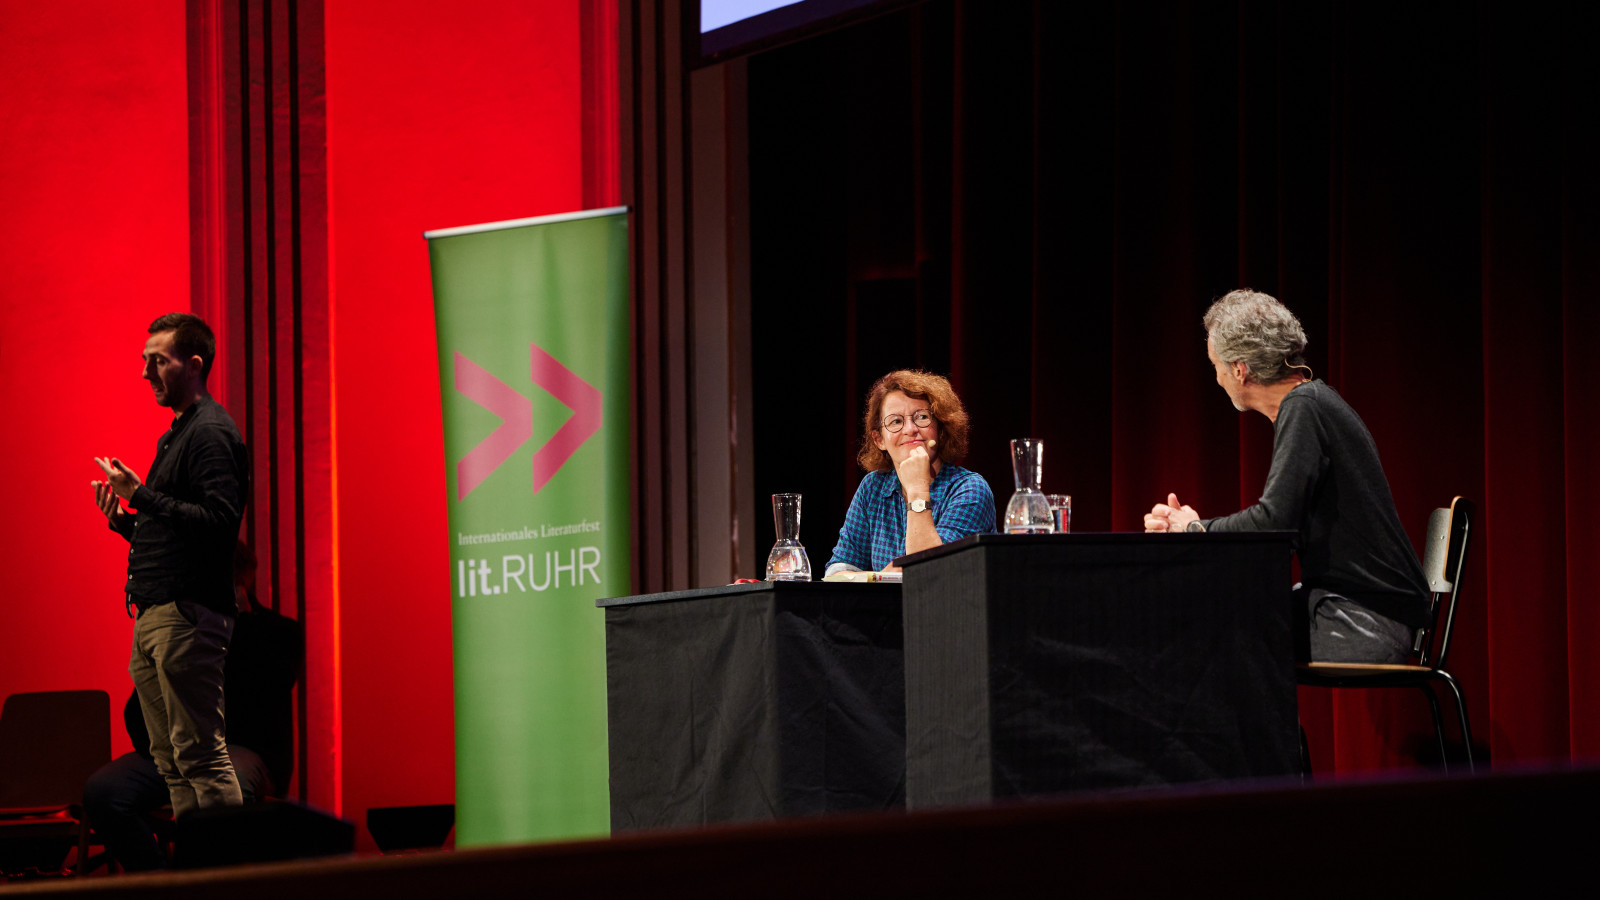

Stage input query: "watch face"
[{"left": 910, "top": 498, "right": 928, "bottom": 513}]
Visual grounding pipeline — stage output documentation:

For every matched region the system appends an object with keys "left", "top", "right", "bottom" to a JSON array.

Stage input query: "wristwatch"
[
  {"left": 1185, "top": 520, "right": 1207, "bottom": 533},
  {"left": 909, "top": 498, "right": 932, "bottom": 514}
]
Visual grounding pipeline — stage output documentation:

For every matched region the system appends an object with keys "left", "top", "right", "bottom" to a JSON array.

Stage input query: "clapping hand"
[
  {"left": 93, "top": 457, "right": 142, "bottom": 501},
  {"left": 91, "top": 471, "right": 130, "bottom": 527}
]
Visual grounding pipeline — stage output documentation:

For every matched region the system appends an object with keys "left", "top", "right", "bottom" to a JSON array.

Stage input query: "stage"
[{"left": 10, "top": 766, "right": 1591, "bottom": 897}]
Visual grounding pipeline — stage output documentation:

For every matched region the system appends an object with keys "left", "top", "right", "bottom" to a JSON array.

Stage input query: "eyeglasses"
[{"left": 881, "top": 409, "right": 935, "bottom": 433}]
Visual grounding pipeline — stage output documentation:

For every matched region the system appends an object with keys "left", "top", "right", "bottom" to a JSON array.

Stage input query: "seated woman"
[{"left": 826, "top": 370, "right": 996, "bottom": 575}]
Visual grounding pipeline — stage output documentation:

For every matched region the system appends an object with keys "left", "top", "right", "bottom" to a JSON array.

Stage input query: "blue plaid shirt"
[{"left": 825, "top": 465, "right": 997, "bottom": 573}]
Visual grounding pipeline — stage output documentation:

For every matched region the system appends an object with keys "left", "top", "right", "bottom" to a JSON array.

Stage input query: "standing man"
[
  {"left": 91, "top": 313, "right": 249, "bottom": 817},
  {"left": 1142, "top": 290, "right": 1428, "bottom": 664}
]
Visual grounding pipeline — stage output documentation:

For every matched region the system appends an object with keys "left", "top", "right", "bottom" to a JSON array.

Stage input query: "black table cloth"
[
  {"left": 600, "top": 581, "right": 905, "bottom": 829},
  {"left": 898, "top": 532, "right": 1300, "bottom": 808}
]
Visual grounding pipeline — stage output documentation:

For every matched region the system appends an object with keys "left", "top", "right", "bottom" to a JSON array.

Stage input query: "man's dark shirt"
[
  {"left": 110, "top": 396, "right": 248, "bottom": 614},
  {"left": 1201, "top": 380, "right": 1430, "bottom": 629}
]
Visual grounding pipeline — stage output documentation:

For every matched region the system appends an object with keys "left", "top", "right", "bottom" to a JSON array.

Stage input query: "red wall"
[
  {"left": 2, "top": 1, "right": 594, "bottom": 846},
  {"left": 0, "top": 1, "right": 190, "bottom": 759},
  {"left": 324, "top": 0, "right": 585, "bottom": 841}
]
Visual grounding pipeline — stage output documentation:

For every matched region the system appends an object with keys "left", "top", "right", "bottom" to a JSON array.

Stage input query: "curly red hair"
[{"left": 856, "top": 370, "right": 972, "bottom": 472}]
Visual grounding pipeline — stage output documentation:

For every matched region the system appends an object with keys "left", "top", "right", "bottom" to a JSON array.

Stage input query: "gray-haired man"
[{"left": 1143, "top": 290, "right": 1428, "bottom": 663}]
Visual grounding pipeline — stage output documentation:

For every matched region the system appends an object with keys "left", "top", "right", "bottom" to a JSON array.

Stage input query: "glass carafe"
[
  {"left": 766, "top": 493, "right": 812, "bottom": 581},
  {"left": 1004, "top": 438, "right": 1054, "bottom": 534}
]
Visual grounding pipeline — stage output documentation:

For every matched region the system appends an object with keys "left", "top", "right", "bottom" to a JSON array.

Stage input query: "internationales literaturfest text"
[{"left": 457, "top": 519, "right": 603, "bottom": 546}]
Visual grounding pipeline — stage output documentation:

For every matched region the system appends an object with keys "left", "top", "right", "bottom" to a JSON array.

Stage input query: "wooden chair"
[
  {"left": 1297, "top": 497, "right": 1476, "bottom": 773},
  {"left": 0, "top": 690, "right": 112, "bottom": 877}
]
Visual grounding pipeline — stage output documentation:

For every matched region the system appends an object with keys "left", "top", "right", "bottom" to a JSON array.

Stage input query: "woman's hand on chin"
[{"left": 896, "top": 439, "right": 936, "bottom": 495}]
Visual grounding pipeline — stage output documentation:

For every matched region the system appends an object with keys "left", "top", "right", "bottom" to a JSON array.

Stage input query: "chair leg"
[
  {"left": 1299, "top": 724, "right": 1312, "bottom": 778},
  {"left": 1419, "top": 685, "right": 1448, "bottom": 774},
  {"left": 77, "top": 820, "right": 90, "bottom": 876},
  {"left": 1435, "top": 670, "right": 1475, "bottom": 774}
]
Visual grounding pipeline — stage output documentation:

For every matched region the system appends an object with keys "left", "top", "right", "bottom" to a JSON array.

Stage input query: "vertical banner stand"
[{"left": 425, "top": 207, "right": 629, "bottom": 846}]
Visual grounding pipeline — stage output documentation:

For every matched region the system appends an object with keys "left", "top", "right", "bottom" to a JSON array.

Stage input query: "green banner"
[{"left": 426, "top": 207, "right": 628, "bottom": 846}]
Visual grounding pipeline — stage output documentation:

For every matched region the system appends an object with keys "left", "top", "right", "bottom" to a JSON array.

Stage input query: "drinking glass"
[{"left": 1046, "top": 494, "right": 1072, "bottom": 534}]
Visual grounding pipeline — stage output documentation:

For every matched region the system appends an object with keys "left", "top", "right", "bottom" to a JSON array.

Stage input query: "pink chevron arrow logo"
[
  {"left": 452, "top": 344, "right": 603, "bottom": 500},
  {"left": 528, "top": 344, "right": 602, "bottom": 493},
  {"left": 454, "top": 352, "right": 531, "bottom": 500}
]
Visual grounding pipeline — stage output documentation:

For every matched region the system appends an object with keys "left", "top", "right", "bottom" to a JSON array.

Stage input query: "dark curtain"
[{"left": 748, "top": 0, "right": 1599, "bottom": 771}]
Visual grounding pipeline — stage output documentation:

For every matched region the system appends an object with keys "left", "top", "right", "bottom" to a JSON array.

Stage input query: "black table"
[
  {"left": 898, "top": 532, "right": 1300, "bottom": 809},
  {"left": 599, "top": 581, "right": 906, "bottom": 830}
]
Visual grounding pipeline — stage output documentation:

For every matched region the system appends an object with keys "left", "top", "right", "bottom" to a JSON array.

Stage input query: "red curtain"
[
  {"left": 749, "top": 0, "right": 1598, "bottom": 771},
  {"left": 181, "top": 0, "right": 610, "bottom": 838}
]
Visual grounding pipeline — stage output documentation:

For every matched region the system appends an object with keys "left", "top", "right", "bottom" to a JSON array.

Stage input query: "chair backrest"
[
  {"left": 0, "top": 690, "right": 111, "bottom": 810},
  {"left": 1416, "top": 497, "right": 1473, "bottom": 669}
]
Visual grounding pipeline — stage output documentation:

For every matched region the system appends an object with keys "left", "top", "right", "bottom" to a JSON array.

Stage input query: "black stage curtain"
[{"left": 746, "top": 0, "right": 1599, "bottom": 773}]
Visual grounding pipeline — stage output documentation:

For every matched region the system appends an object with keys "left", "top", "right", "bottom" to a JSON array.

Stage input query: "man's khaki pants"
[{"left": 129, "top": 601, "right": 242, "bottom": 817}]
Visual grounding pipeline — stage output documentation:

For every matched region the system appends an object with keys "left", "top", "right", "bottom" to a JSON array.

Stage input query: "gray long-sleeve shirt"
[{"left": 1202, "top": 380, "right": 1429, "bottom": 628}]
